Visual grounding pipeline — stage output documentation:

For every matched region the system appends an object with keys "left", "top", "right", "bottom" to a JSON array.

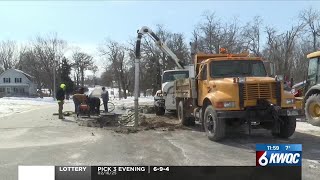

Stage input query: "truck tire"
[
  {"left": 305, "top": 94, "right": 320, "bottom": 126},
  {"left": 199, "top": 108, "right": 205, "bottom": 132},
  {"left": 203, "top": 105, "right": 225, "bottom": 141},
  {"left": 177, "top": 101, "right": 195, "bottom": 126},
  {"left": 273, "top": 116, "right": 296, "bottom": 138},
  {"left": 280, "top": 116, "right": 296, "bottom": 138},
  {"left": 155, "top": 106, "right": 165, "bottom": 116}
]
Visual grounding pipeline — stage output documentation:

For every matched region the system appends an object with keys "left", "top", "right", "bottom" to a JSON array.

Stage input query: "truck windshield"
[
  {"left": 306, "top": 57, "right": 318, "bottom": 88},
  {"left": 162, "top": 71, "right": 189, "bottom": 83},
  {"left": 210, "top": 60, "right": 267, "bottom": 78}
]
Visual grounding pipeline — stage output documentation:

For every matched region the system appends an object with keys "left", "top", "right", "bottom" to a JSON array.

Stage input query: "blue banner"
[{"left": 256, "top": 144, "right": 302, "bottom": 166}]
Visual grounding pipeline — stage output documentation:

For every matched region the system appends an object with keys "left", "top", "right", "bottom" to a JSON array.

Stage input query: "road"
[{"left": 0, "top": 100, "right": 319, "bottom": 180}]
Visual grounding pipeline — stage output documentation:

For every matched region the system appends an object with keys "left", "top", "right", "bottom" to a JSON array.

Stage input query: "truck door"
[
  {"left": 305, "top": 57, "right": 319, "bottom": 91},
  {"left": 197, "top": 64, "right": 208, "bottom": 106}
]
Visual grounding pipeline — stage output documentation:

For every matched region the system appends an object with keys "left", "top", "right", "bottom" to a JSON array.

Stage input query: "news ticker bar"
[{"left": 18, "top": 166, "right": 301, "bottom": 180}]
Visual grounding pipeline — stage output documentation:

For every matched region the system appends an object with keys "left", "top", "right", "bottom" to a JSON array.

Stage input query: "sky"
[{"left": 0, "top": 0, "right": 319, "bottom": 76}]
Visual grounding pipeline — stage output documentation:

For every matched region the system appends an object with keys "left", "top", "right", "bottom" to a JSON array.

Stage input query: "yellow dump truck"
[{"left": 175, "top": 50, "right": 302, "bottom": 141}]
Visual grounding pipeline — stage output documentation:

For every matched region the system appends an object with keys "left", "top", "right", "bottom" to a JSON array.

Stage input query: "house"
[{"left": 0, "top": 69, "right": 37, "bottom": 97}]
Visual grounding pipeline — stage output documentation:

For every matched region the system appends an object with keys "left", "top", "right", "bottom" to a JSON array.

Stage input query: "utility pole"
[
  {"left": 53, "top": 62, "right": 56, "bottom": 100},
  {"left": 53, "top": 44, "right": 56, "bottom": 100},
  {"left": 134, "top": 30, "right": 143, "bottom": 128}
]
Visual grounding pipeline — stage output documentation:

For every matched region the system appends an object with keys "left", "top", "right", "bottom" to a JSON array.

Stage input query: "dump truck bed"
[{"left": 175, "top": 78, "right": 197, "bottom": 99}]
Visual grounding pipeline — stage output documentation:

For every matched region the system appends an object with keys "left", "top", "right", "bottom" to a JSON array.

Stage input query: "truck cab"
[
  {"left": 299, "top": 51, "right": 320, "bottom": 126},
  {"left": 175, "top": 51, "right": 301, "bottom": 141},
  {"left": 154, "top": 68, "right": 192, "bottom": 115}
]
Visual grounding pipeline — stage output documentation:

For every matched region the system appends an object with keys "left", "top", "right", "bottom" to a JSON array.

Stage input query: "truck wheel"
[
  {"left": 177, "top": 101, "right": 195, "bottom": 126},
  {"left": 203, "top": 105, "right": 225, "bottom": 141},
  {"left": 199, "top": 108, "right": 205, "bottom": 132},
  {"left": 305, "top": 94, "right": 320, "bottom": 126},
  {"left": 155, "top": 106, "right": 165, "bottom": 116},
  {"left": 273, "top": 116, "right": 296, "bottom": 138}
]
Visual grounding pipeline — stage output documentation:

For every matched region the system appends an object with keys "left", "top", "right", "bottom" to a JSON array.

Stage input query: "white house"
[{"left": 0, "top": 69, "right": 37, "bottom": 97}]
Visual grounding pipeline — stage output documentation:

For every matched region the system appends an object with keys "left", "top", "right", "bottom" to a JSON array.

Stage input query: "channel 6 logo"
[{"left": 256, "top": 144, "right": 302, "bottom": 166}]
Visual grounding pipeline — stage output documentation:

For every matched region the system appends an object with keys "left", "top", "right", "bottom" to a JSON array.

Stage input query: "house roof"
[{"left": 0, "top": 69, "right": 34, "bottom": 81}]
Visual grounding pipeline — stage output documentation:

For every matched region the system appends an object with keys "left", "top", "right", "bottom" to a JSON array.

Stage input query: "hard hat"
[{"left": 60, "top": 83, "right": 66, "bottom": 89}]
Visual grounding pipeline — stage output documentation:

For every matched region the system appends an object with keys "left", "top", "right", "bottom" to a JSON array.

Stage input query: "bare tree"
[
  {"left": 99, "top": 40, "right": 130, "bottom": 99},
  {"left": 242, "top": 16, "right": 263, "bottom": 56},
  {"left": 193, "top": 11, "right": 245, "bottom": 54},
  {"left": 0, "top": 40, "right": 19, "bottom": 70},
  {"left": 291, "top": 38, "right": 311, "bottom": 82},
  {"left": 72, "top": 51, "right": 94, "bottom": 87},
  {"left": 19, "top": 47, "right": 44, "bottom": 89},
  {"left": 197, "top": 11, "right": 222, "bottom": 53},
  {"left": 263, "top": 23, "right": 304, "bottom": 78},
  {"left": 31, "top": 34, "right": 67, "bottom": 95},
  {"left": 17, "top": 34, "right": 67, "bottom": 95},
  {"left": 299, "top": 7, "right": 320, "bottom": 51},
  {"left": 90, "top": 65, "right": 98, "bottom": 86}
]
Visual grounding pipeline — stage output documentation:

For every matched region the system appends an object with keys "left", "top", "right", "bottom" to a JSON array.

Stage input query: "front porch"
[{"left": 0, "top": 84, "right": 30, "bottom": 97}]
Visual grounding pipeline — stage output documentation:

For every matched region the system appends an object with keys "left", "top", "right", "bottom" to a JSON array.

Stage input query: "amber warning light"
[{"left": 219, "top": 48, "right": 227, "bottom": 54}]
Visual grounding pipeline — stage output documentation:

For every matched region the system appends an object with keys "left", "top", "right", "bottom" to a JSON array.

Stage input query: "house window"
[
  {"left": 3, "top": 78, "right": 10, "bottom": 83},
  {"left": 19, "top": 88, "right": 25, "bottom": 93},
  {"left": 0, "top": 88, "right": 4, "bottom": 92},
  {"left": 15, "top": 78, "right": 22, "bottom": 83},
  {"left": 14, "top": 88, "right": 18, "bottom": 93}
]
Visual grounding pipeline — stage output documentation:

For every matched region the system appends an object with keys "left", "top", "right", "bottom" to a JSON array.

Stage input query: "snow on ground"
[
  {"left": 296, "top": 121, "right": 320, "bottom": 135},
  {"left": 86, "top": 87, "right": 95, "bottom": 96},
  {"left": 108, "top": 96, "right": 154, "bottom": 114},
  {"left": 0, "top": 97, "right": 71, "bottom": 118},
  {"left": 1, "top": 93, "right": 320, "bottom": 136},
  {"left": 86, "top": 85, "right": 154, "bottom": 114},
  {"left": 110, "top": 96, "right": 154, "bottom": 108}
]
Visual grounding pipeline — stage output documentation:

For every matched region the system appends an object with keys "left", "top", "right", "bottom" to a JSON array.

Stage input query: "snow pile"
[
  {"left": 2, "top": 97, "right": 55, "bottom": 103},
  {"left": 296, "top": 122, "right": 320, "bottom": 135},
  {"left": 110, "top": 96, "right": 154, "bottom": 109},
  {"left": 0, "top": 97, "right": 57, "bottom": 118},
  {"left": 86, "top": 87, "right": 95, "bottom": 96},
  {"left": 106, "top": 87, "right": 119, "bottom": 99}
]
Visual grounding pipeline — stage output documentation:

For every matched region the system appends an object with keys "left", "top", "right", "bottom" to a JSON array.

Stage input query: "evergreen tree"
[{"left": 60, "top": 57, "right": 74, "bottom": 94}]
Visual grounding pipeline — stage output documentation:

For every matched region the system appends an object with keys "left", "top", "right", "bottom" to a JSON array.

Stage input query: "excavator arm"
[
  {"left": 134, "top": 26, "right": 187, "bottom": 125},
  {"left": 135, "top": 26, "right": 185, "bottom": 69}
]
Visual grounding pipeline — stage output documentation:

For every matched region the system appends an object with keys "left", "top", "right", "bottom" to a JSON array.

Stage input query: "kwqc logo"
[{"left": 256, "top": 151, "right": 301, "bottom": 166}]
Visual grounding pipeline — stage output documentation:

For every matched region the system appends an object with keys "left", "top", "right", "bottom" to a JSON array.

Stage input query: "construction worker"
[
  {"left": 101, "top": 87, "right": 109, "bottom": 112},
  {"left": 56, "top": 83, "right": 66, "bottom": 119}
]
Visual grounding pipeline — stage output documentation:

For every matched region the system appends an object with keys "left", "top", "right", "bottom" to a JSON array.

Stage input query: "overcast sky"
[{"left": 0, "top": 1, "right": 319, "bottom": 76}]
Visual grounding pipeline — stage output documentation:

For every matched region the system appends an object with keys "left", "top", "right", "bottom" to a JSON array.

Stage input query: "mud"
[
  {"left": 139, "top": 114, "right": 191, "bottom": 131},
  {"left": 77, "top": 112, "right": 191, "bottom": 134}
]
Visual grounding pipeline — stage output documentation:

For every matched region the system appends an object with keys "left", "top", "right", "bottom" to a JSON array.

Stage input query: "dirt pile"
[
  {"left": 77, "top": 111, "right": 190, "bottom": 134},
  {"left": 139, "top": 114, "right": 191, "bottom": 131}
]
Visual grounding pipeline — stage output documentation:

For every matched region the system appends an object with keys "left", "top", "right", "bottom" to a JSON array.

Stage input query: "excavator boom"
[{"left": 136, "top": 26, "right": 184, "bottom": 69}]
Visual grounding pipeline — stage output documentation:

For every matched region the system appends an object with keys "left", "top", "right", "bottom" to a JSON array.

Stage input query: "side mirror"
[
  {"left": 269, "top": 62, "right": 275, "bottom": 77},
  {"left": 275, "top": 75, "right": 284, "bottom": 82}
]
